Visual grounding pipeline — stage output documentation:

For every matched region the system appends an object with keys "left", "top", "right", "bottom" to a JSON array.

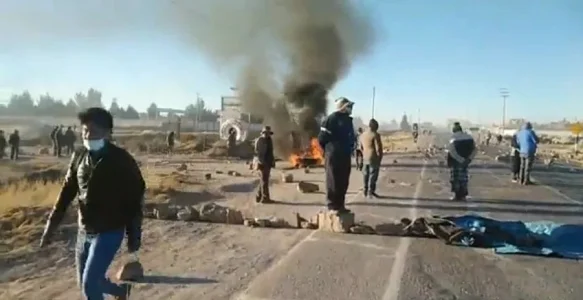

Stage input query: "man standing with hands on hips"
[{"left": 40, "top": 107, "right": 146, "bottom": 300}]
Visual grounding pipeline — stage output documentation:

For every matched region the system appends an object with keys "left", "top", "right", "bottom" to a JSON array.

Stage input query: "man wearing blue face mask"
[{"left": 40, "top": 107, "right": 145, "bottom": 300}]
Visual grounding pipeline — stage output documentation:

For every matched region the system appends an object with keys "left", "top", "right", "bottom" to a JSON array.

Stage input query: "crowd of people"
[
  {"left": 33, "top": 99, "right": 542, "bottom": 299},
  {"left": 49, "top": 125, "right": 78, "bottom": 157}
]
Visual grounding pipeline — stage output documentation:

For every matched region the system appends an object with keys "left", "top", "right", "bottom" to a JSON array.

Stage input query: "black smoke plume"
[{"left": 163, "top": 0, "right": 376, "bottom": 156}]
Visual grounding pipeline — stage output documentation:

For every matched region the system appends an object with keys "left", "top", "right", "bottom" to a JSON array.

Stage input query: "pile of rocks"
[
  {"left": 143, "top": 201, "right": 442, "bottom": 239},
  {"left": 144, "top": 202, "right": 244, "bottom": 225}
]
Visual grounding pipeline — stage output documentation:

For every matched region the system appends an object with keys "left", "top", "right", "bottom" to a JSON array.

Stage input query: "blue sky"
[{"left": 0, "top": 0, "right": 581, "bottom": 124}]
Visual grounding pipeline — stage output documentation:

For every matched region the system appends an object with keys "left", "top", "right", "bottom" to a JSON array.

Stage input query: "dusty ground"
[{"left": 1, "top": 132, "right": 582, "bottom": 300}]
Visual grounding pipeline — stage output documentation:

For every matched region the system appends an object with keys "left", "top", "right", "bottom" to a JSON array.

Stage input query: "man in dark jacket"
[
  {"left": 355, "top": 127, "right": 364, "bottom": 171},
  {"left": 412, "top": 123, "right": 419, "bottom": 143},
  {"left": 50, "top": 125, "right": 59, "bottom": 156},
  {"left": 227, "top": 127, "right": 237, "bottom": 157},
  {"left": 446, "top": 122, "right": 477, "bottom": 201},
  {"left": 40, "top": 107, "right": 145, "bottom": 300},
  {"left": 254, "top": 126, "right": 275, "bottom": 203},
  {"left": 8, "top": 129, "right": 20, "bottom": 160},
  {"left": 167, "top": 131, "right": 175, "bottom": 155},
  {"left": 52, "top": 125, "right": 65, "bottom": 157},
  {"left": 0, "top": 130, "right": 6, "bottom": 159},
  {"left": 64, "top": 126, "right": 77, "bottom": 155},
  {"left": 318, "top": 97, "right": 356, "bottom": 212},
  {"left": 510, "top": 131, "right": 521, "bottom": 183}
]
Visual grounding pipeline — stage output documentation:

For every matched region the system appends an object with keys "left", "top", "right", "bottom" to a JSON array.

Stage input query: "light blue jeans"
[{"left": 76, "top": 228, "right": 125, "bottom": 300}]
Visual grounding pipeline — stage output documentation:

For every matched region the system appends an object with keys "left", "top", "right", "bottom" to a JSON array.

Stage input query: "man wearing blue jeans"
[
  {"left": 359, "top": 119, "right": 384, "bottom": 198},
  {"left": 40, "top": 107, "right": 146, "bottom": 300}
]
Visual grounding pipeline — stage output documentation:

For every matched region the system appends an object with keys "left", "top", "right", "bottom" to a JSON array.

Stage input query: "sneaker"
[
  {"left": 259, "top": 199, "right": 275, "bottom": 204},
  {"left": 511, "top": 178, "right": 518, "bottom": 183}
]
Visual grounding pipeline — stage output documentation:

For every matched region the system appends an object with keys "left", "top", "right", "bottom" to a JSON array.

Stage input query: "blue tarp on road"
[{"left": 445, "top": 215, "right": 583, "bottom": 259}]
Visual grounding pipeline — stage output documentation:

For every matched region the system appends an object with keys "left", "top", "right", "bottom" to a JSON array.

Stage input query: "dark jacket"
[
  {"left": 255, "top": 136, "right": 275, "bottom": 166},
  {"left": 8, "top": 133, "right": 19, "bottom": 146},
  {"left": 447, "top": 131, "right": 476, "bottom": 166},
  {"left": 167, "top": 132, "right": 175, "bottom": 146},
  {"left": 0, "top": 135, "right": 5, "bottom": 149},
  {"left": 64, "top": 129, "right": 76, "bottom": 145},
  {"left": 318, "top": 111, "right": 355, "bottom": 158},
  {"left": 50, "top": 127, "right": 58, "bottom": 140},
  {"left": 45, "top": 142, "right": 145, "bottom": 240}
]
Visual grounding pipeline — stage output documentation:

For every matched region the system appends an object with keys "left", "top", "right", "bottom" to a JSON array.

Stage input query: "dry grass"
[
  {"left": 115, "top": 132, "right": 221, "bottom": 155},
  {"left": 0, "top": 163, "right": 193, "bottom": 254},
  {"left": 0, "top": 180, "right": 63, "bottom": 254}
]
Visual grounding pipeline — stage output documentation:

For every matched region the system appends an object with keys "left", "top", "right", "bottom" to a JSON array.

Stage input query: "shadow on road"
[{"left": 136, "top": 275, "right": 218, "bottom": 285}]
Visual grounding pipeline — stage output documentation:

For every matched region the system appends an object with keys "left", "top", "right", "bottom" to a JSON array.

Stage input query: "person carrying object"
[
  {"left": 40, "top": 107, "right": 145, "bottom": 300},
  {"left": 318, "top": 97, "right": 356, "bottom": 213}
]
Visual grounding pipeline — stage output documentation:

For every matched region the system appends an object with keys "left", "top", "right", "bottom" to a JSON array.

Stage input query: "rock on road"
[
  {"left": 237, "top": 132, "right": 583, "bottom": 300},
  {"left": 3, "top": 133, "right": 583, "bottom": 300}
]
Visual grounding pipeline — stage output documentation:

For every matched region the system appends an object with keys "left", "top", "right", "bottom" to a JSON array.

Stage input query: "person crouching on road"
[
  {"left": 254, "top": 126, "right": 275, "bottom": 203},
  {"left": 360, "top": 118, "right": 384, "bottom": 198},
  {"left": 447, "top": 122, "right": 477, "bottom": 201},
  {"left": 318, "top": 97, "right": 356, "bottom": 213},
  {"left": 40, "top": 107, "right": 145, "bottom": 300},
  {"left": 355, "top": 127, "right": 364, "bottom": 171},
  {"left": 516, "top": 121, "right": 539, "bottom": 185},
  {"left": 510, "top": 131, "right": 521, "bottom": 183}
]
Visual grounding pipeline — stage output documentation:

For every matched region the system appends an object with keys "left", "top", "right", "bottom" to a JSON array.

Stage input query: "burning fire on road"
[{"left": 289, "top": 138, "right": 324, "bottom": 168}]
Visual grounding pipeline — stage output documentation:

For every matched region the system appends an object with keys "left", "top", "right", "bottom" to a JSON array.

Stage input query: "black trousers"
[
  {"left": 325, "top": 154, "right": 351, "bottom": 210},
  {"left": 10, "top": 146, "right": 18, "bottom": 160},
  {"left": 511, "top": 150, "right": 521, "bottom": 177}
]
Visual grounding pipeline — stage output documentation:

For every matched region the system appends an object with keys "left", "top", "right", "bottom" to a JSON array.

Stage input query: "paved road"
[{"left": 236, "top": 133, "right": 583, "bottom": 300}]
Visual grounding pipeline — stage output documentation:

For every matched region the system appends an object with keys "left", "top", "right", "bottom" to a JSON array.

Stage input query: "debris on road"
[
  {"left": 281, "top": 173, "right": 293, "bottom": 183},
  {"left": 297, "top": 181, "right": 319, "bottom": 193},
  {"left": 227, "top": 170, "right": 241, "bottom": 177},
  {"left": 199, "top": 202, "right": 244, "bottom": 224},
  {"left": 317, "top": 211, "right": 355, "bottom": 233}
]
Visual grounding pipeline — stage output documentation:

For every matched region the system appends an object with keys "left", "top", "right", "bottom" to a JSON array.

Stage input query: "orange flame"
[{"left": 289, "top": 138, "right": 324, "bottom": 167}]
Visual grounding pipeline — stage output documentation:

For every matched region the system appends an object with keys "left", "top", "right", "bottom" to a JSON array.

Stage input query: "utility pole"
[
  {"left": 371, "top": 86, "right": 376, "bottom": 119},
  {"left": 500, "top": 88, "right": 509, "bottom": 134},
  {"left": 417, "top": 108, "right": 420, "bottom": 124}
]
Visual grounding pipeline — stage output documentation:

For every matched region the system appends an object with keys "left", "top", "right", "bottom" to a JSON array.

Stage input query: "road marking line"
[
  {"left": 382, "top": 161, "right": 427, "bottom": 300},
  {"left": 236, "top": 189, "right": 363, "bottom": 300},
  {"left": 306, "top": 237, "right": 398, "bottom": 251},
  {"left": 482, "top": 168, "right": 582, "bottom": 205}
]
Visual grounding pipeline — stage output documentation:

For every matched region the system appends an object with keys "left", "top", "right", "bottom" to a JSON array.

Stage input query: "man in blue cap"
[{"left": 318, "top": 97, "right": 356, "bottom": 212}]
